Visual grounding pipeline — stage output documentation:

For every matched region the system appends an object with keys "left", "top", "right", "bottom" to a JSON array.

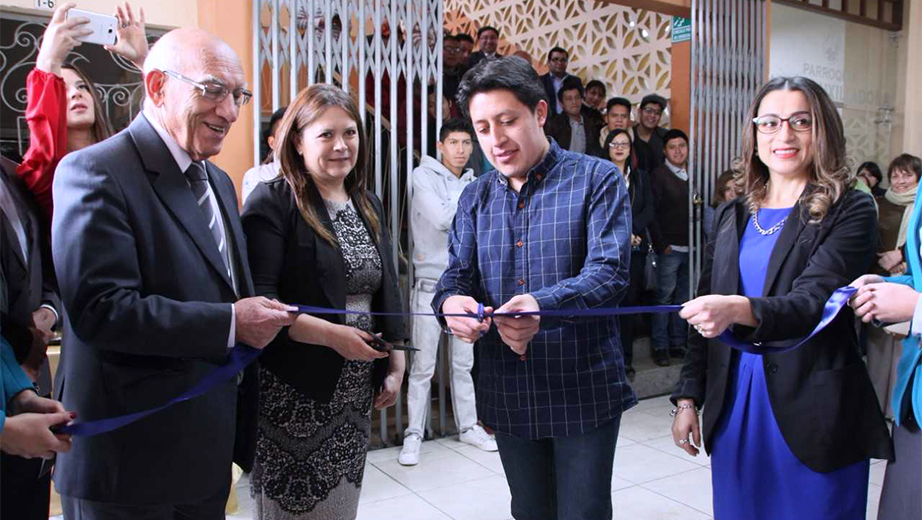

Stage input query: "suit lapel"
[
  {"left": 712, "top": 202, "right": 744, "bottom": 296},
  {"left": 760, "top": 200, "right": 807, "bottom": 297},
  {"left": 129, "top": 115, "right": 235, "bottom": 293}
]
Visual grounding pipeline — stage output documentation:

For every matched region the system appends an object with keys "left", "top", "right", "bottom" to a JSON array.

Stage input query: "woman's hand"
[
  {"left": 0, "top": 412, "right": 74, "bottom": 459},
  {"left": 10, "top": 390, "right": 65, "bottom": 415},
  {"left": 374, "top": 349, "right": 404, "bottom": 409},
  {"left": 671, "top": 398, "right": 701, "bottom": 457},
  {"left": 35, "top": 3, "right": 93, "bottom": 76},
  {"left": 851, "top": 282, "right": 920, "bottom": 324},
  {"left": 679, "top": 295, "right": 754, "bottom": 339},
  {"left": 850, "top": 274, "right": 885, "bottom": 290},
  {"left": 878, "top": 249, "right": 904, "bottom": 272},
  {"left": 104, "top": 3, "right": 149, "bottom": 70},
  {"left": 326, "top": 324, "right": 388, "bottom": 362},
  {"left": 631, "top": 234, "right": 642, "bottom": 247}
]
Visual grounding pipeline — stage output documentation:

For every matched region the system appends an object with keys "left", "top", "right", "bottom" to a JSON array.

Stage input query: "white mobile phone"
[{"left": 66, "top": 8, "right": 117, "bottom": 46}]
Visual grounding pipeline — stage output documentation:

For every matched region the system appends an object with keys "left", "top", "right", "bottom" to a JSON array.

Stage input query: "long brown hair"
[
  {"left": 733, "top": 76, "right": 853, "bottom": 223},
  {"left": 62, "top": 62, "right": 113, "bottom": 144},
  {"left": 276, "top": 84, "right": 379, "bottom": 245}
]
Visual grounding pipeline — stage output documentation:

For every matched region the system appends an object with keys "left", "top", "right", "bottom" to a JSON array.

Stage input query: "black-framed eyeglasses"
[
  {"left": 161, "top": 70, "right": 253, "bottom": 107},
  {"left": 752, "top": 112, "right": 812, "bottom": 134}
]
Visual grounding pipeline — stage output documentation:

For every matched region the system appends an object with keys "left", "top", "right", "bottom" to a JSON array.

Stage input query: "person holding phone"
[
  {"left": 16, "top": 2, "right": 149, "bottom": 230},
  {"left": 241, "top": 84, "right": 406, "bottom": 520}
]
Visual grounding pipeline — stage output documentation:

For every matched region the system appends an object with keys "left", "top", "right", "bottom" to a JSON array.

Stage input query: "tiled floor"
[{"left": 222, "top": 395, "right": 887, "bottom": 520}]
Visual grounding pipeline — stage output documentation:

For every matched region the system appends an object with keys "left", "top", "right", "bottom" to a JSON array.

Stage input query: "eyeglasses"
[
  {"left": 642, "top": 107, "right": 663, "bottom": 116},
  {"left": 752, "top": 112, "right": 812, "bottom": 134},
  {"left": 161, "top": 70, "right": 253, "bottom": 107},
  {"left": 609, "top": 141, "right": 631, "bottom": 149}
]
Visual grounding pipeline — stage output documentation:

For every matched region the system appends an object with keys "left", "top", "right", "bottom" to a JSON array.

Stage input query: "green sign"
[{"left": 672, "top": 17, "right": 691, "bottom": 43}]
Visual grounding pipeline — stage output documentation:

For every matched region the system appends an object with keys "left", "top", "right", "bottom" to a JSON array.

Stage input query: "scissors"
[{"left": 368, "top": 335, "right": 418, "bottom": 352}]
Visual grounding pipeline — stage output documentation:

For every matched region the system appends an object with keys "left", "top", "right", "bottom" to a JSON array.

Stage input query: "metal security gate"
[
  {"left": 688, "top": 0, "right": 767, "bottom": 289},
  {"left": 253, "top": 0, "right": 443, "bottom": 446}
]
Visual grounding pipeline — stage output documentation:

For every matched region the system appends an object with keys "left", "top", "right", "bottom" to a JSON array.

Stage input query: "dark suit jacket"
[
  {"left": 545, "top": 109, "right": 604, "bottom": 157},
  {"left": 672, "top": 189, "right": 893, "bottom": 472},
  {"left": 540, "top": 72, "right": 571, "bottom": 115},
  {"left": 468, "top": 50, "right": 502, "bottom": 69},
  {"left": 51, "top": 114, "right": 259, "bottom": 503},
  {"left": 242, "top": 179, "right": 405, "bottom": 402},
  {"left": 0, "top": 156, "right": 59, "bottom": 395},
  {"left": 626, "top": 167, "right": 654, "bottom": 250}
]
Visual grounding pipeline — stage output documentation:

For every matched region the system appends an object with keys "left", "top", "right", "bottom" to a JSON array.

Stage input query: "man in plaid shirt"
[{"left": 432, "top": 56, "right": 637, "bottom": 520}]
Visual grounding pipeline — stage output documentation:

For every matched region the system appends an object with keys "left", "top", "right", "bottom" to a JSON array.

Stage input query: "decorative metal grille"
[
  {"left": 688, "top": 0, "right": 767, "bottom": 288},
  {"left": 0, "top": 9, "right": 165, "bottom": 161},
  {"left": 254, "top": 0, "right": 442, "bottom": 447}
]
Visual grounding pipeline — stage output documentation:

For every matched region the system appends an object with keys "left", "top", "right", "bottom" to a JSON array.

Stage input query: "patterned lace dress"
[{"left": 250, "top": 198, "right": 383, "bottom": 520}]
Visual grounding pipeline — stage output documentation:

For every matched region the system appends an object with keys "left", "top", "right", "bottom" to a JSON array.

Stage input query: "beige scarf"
[{"left": 884, "top": 185, "right": 918, "bottom": 247}]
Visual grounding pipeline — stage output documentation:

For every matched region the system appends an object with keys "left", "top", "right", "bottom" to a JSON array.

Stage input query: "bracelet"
[{"left": 670, "top": 403, "right": 699, "bottom": 418}]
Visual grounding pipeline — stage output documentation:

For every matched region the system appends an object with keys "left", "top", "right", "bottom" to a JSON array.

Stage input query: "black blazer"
[
  {"left": 672, "top": 189, "right": 893, "bottom": 472},
  {"left": 0, "top": 156, "right": 60, "bottom": 395},
  {"left": 626, "top": 167, "right": 654, "bottom": 250},
  {"left": 51, "top": 114, "right": 259, "bottom": 502},
  {"left": 545, "top": 109, "right": 604, "bottom": 158},
  {"left": 540, "top": 72, "right": 564, "bottom": 115},
  {"left": 468, "top": 50, "right": 502, "bottom": 69},
  {"left": 242, "top": 178, "right": 405, "bottom": 403}
]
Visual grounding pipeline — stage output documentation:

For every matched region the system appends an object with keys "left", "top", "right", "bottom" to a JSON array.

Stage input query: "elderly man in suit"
[
  {"left": 51, "top": 28, "right": 296, "bottom": 519},
  {"left": 0, "top": 154, "right": 65, "bottom": 519}
]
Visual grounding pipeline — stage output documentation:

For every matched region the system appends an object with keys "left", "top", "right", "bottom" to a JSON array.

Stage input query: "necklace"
[{"left": 752, "top": 209, "right": 788, "bottom": 235}]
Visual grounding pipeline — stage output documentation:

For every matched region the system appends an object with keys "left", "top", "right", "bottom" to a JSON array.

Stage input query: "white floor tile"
[
  {"left": 435, "top": 434, "right": 469, "bottom": 451},
  {"left": 373, "top": 449, "right": 495, "bottom": 493},
  {"left": 356, "top": 494, "right": 453, "bottom": 520},
  {"left": 613, "top": 485, "right": 712, "bottom": 519},
  {"left": 614, "top": 443, "right": 702, "bottom": 485},
  {"left": 359, "top": 463, "right": 414, "bottom": 505},
  {"left": 867, "top": 482, "right": 882, "bottom": 520},
  {"left": 642, "top": 466, "right": 714, "bottom": 516},
  {"left": 611, "top": 475, "right": 635, "bottom": 492},
  {"left": 630, "top": 395, "right": 674, "bottom": 413},
  {"left": 869, "top": 458, "right": 887, "bottom": 486},
  {"left": 642, "top": 434, "right": 711, "bottom": 467},
  {"left": 453, "top": 444, "right": 506, "bottom": 474},
  {"left": 618, "top": 409, "right": 676, "bottom": 442},
  {"left": 418, "top": 475, "right": 512, "bottom": 520}
]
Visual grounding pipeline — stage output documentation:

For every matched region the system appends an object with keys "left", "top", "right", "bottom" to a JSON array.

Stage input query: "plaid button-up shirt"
[{"left": 433, "top": 140, "right": 637, "bottom": 439}]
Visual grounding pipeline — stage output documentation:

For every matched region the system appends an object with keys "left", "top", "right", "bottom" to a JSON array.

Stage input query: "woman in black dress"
[{"left": 242, "top": 84, "right": 406, "bottom": 520}]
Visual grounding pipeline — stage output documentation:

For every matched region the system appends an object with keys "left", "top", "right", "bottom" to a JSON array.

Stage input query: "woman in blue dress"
[
  {"left": 850, "top": 153, "right": 922, "bottom": 520},
  {"left": 670, "top": 76, "right": 893, "bottom": 519}
]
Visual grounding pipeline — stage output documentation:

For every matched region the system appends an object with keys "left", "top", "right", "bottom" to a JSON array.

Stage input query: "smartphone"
[{"left": 66, "top": 8, "right": 117, "bottom": 46}]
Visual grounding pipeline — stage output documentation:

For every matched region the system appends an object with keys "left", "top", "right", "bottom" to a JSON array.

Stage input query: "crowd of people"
[{"left": 1, "top": 4, "right": 921, "bottom": 520}]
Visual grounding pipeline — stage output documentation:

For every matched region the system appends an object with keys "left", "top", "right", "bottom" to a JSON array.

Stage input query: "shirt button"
[
  {"left": 518, "top": 279, "right": 525, "bottom": 286},
  {"left": 519, "top": 355, "right": 527, "bottom": 361},
  {"left": 536, "top": 174, "right": 543, "bottom": 180},
  {"left": 516, "top": 240, "right": 524, "bottom": 248},
  {"left": 518, "top": 201, "right": 525, "bottom": 209}
]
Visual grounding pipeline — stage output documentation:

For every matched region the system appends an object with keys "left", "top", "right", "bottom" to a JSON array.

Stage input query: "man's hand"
[
  {"left": 22, "top": 325, "right": 55, "bottom": 381},
  {"left": 104, "top": 3, "right": 149, "bottom": 69},
  {"left": 35, "top": 3, "right": 93, "bottom": 76},
  {"left": 851, "top": 282, "right": 920, "bottom": 324},
  {"left": 0, "top": 412, "right": 74, "bottom": 459},
  {"left": 235, "top": 297, "right": 298, "bottom": 349},
  {"left": 32, "top": 307, "right": 56, "bottom": 333},
  {"left": 441, "top": 296, "right": 492, "bottom": 343},
  {"left": 494, "top": 294, "right": 540, "bottom": 356}
]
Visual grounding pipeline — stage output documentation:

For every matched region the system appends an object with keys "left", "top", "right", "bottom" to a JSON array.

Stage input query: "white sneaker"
[
  {"left": 459, "top": 425, "right": 498, "bottom": 452},
  {"left": 398, "top": 434, "right": 422, "bottom": 466}
]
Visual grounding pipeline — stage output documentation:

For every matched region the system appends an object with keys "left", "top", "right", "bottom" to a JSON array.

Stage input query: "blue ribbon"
[{"left": 56, "top": 287, "right": 856, "bottom": 437}]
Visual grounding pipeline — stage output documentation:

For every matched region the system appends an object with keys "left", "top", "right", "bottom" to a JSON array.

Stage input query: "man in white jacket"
[{"left": 400, "top": 118, "right": 497, "bottom": 465}]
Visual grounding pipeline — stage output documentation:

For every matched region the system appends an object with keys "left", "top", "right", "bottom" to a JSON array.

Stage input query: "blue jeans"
[
  {"left": 651, "top": 250, "right": 689, "bottom": 350},
  {"left": 494, "top": 418, "right": 621, "bottom": 520}
]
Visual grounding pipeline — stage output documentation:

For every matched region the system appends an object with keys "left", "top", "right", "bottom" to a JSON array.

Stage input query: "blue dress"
[{"left": 711, "top": 207, "right": 870, "bottom": 520}]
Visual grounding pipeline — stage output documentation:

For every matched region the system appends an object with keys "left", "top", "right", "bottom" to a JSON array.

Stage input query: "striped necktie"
[{"left": 185, "top": 162, "right": 230, "bottom": 277}]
